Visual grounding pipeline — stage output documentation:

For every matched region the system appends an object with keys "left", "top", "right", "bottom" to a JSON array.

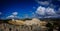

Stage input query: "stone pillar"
[{"left": 12, "top": 19, "right": 15, "bottom": 21}]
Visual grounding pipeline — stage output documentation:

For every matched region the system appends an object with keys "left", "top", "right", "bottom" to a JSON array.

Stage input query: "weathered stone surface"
[{"left": 0, "top": 23, "right": 48, "bottom": 31}]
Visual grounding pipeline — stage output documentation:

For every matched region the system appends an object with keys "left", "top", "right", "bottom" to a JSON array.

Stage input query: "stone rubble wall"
[{"left": 0, "top": 23, "right": 47, "bottom": 31}]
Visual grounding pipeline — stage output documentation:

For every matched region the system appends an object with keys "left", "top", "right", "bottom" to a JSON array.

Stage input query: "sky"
[{"left": 0, "top": 0, "right": 60, "bottom": 19}]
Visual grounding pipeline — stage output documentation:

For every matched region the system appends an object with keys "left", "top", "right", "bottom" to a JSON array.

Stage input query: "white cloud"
[
  {"left": 58, "top": 8, "right": 60, "bottom": 10},
  {"left": 46, "top": 7, "right": 56, "bottom": 15},
  {"left": 49, "top": 4, "right": 56, "bottom": 8},
  {"left": 35, "top": 0, "right": 56, "bottom": 8},
  {"left": 36, "top": 6, "right": 56, "bottom": 16},
  {"left": 44, "top": 15, "right": 60, "bottom": 18},
  {"left": 44, "top": 16, "right": 52, "bottom": 18},
  {"left": 0, "top": 12, "right": 2, "bottom": 15},
  {"left": 6, "top": 15, "right": 20, "bottom": 19},
  {"left": 7, "top": 15, "right": 14, "bottom": 19},
  {"left": 36, "top": 6, "right": 46, "bottom": 15},
  {"left": 36, "top": 0, "right": 50, "bottom": 6},
  {"left": 56, "top": 8, "right": 60, "bottom": 14},
  {"left": 12, "top": 12, "right": 18, "bottom": 15},
  {"left": 6, "top": 12, "right": 19, "bottom": 19}
]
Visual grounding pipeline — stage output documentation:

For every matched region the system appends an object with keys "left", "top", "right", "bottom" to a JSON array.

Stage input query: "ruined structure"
[{"left": 0, "top": 18, "right": 48, "bottom": 31}]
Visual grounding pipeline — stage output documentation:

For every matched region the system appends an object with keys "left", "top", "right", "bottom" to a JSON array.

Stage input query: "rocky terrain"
[{"left": 0, "top": 18, "right": 60, "bottom": 31}]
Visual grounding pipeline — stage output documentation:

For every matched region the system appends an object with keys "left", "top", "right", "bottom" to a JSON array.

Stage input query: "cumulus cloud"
[
  {"left": 35, "top": 6, "right": 60, "bottom": 18},
  {"left": 6, "top": 12, "right": 19, "bottom": 19},
  {"left": 46, "top": 7, "right": 56, "bottom": 15},
  {"left": 56, "top": 8, "right": 60, "bottom": 14},
  {"left": 7, "top": 15, "right": 19, "bottom": 19},
  {"left": 58, "top": 8, "right": 60, "bottom": 10},
  {"left": 35, "top": 0, "right": 56, "bottom": 8},
  {"left": 36, "top": 0, "right": 50, "bottom": 6},
  {"left": 12, "top": 12, "right": 18, "bottom": 15},
  {"left": 36, "top": 6, "right": 46, "bottom": 15},
  {"left": 6, "top": 15, "right": 14, "bottom": 19},
  {"left": 44, "top": 15, "right": 60, "bottom": 18},
  {"left": 36, "top": 6, "right": 56, "bottom": 16},
  {"left": 0, "top": 12, "right": 2, "bottom": 15},
  {"left": 7, "top": 15, "right": 14, "bottom": 18},
  {"left": 49, "top": 4, "right": 57, "bottom": 8}
]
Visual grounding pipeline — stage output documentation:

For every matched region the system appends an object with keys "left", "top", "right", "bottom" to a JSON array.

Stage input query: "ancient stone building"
[{"left": 0, "top": 18, "right": 48, "bottom": 31}]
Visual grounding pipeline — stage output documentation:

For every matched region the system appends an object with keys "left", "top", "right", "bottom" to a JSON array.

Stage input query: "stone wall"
[{"left": 0, "top": 23, "right": 47, "bottom": 31}]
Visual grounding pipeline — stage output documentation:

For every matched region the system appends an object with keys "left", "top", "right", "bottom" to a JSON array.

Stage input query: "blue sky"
[{"left": 0, "top": 0, "right": 60, "bottom": 19}]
